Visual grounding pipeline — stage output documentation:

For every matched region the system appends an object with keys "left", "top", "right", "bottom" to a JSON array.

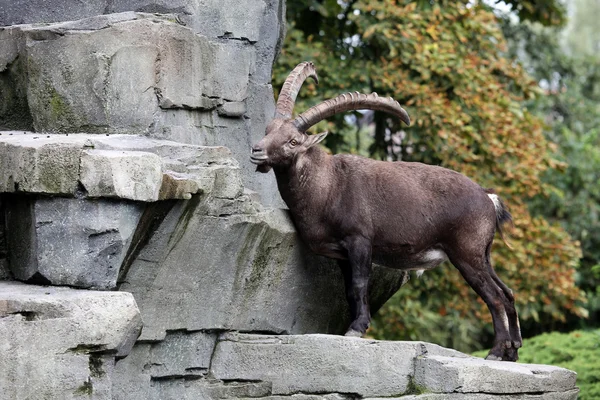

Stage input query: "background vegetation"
[
  {"left": 274, "top": 0, "right": 600, "bottom": 396},
  {"left": 473, "top": 329, "right": 600, "bottom": 400}
]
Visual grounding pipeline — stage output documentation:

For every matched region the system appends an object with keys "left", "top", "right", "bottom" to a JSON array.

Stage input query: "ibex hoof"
[{"left": 344, "top": 329, "right": 363, "bottom": 337}]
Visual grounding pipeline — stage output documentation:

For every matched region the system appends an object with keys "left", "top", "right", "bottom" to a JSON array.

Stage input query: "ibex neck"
[{"left": 274, "top": 146, "right": 331, "bottom": 211}]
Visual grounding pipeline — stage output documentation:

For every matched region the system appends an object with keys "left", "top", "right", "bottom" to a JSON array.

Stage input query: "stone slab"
[
  {"left": 414, "top": 355, "right": 578, "bottom": 395},
  {"left": 5, "top": 195, "right": 144, "bottom": 289},
  {"left": 145, "top": 330, "right": 218, "bottom": 378},
  {"left": 0, "top": 13, "right": 254, "bottom": 134},
  {"left": 0, "top": 281, "right": 142, "bottom": 399},
  {"left": 210, "top": 333, "right": 467, "bottom": 397},
  {"left": 372, "top": 391, "right": 579, "bottom": 399},
  {"left": 0, "top": 134, "right": 83, "bottom": 194},
  {"left": 0, "top": 1, "right": 281, "bottom": 50},
  {"left": 0, "top": 1, "right": 107, "bottom": 26},
  {"left": 0, "top": 133, "right": 243, "bottom": 201},
  {"left": 80, "top": 149, "right": 163, "bottom": 201},
  {"left": 0, "top": 4, "right": 285, "bottom": 206}
]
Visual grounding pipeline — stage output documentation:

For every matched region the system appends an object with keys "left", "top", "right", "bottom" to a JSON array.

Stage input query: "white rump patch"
[
  {"left": 421, "top": 249, "right": 447, "bottom": 263},
  {"left": 488, "top": 193, "right": 502, "bottom": 213}
]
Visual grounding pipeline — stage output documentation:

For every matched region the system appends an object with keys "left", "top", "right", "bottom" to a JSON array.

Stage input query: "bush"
[{"left": 474, "top": 329, "right": 600, "bottom": 399}]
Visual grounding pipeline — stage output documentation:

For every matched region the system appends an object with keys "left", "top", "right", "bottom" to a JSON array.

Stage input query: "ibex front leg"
[{"left": 340, "top": 235, "right": 373, "bottom": 337}]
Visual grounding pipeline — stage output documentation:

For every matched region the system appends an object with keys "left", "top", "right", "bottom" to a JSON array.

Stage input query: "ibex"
[{"left": 251, "top": 62, "right": 521, "bottom": 361}]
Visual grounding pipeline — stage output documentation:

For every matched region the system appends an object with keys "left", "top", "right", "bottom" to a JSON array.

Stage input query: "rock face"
[
  {"left": 0, "top": 281, "right": 142, "bottom": 400},
  {"left": 0, "top": 133, "right": 250, "bottom": 290},
  {"left": 119, "top": 195, "right": 410, "bottom": 340},
  {"left": 110, "top": 332, "right": 579, "bottom": 399},
  {"left": 5, "top": 196, "right": 144, "bottom": 289},
  {"left": 0, "top": 4, "right": 285, "bottom": 206}
]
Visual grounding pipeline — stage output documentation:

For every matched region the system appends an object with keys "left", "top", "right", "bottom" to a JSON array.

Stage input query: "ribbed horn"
[
  {"left": 275, "top": 61, "right": 319, "bottom": 119},
  {"left": 293, "top": 92, "right": 410, "bottom": 132}
]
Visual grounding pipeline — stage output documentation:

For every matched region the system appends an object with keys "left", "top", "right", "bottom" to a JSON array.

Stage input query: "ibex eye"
[{"left": 289, "top": 139, "right": 299, "bottom": 146}]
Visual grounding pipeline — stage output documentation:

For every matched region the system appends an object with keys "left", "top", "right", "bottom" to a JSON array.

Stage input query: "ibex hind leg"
[
  {"left": 488, "top": 260, "right": 522, "bottom": 356},
  {"left": 447, "top": 249, "right": 519, "bottom": 362}
]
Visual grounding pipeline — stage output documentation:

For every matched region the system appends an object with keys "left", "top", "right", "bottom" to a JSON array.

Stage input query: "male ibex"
[{"left": 251, "top": 62, "right": 521, "bottom": 361}]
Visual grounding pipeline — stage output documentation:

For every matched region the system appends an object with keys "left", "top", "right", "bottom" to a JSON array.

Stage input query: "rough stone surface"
[
  {"left": 0, "top": 281, "right": 142, "bottom": 399},
  {"left": 119, "top": 192, "right": 409, "bottom": 341},
  {"left": 5, "top": 195, "right": 144, "bottom": 289},
  {"left": 0, "top": 133, "right": 243, "bottom": 201},
  {"left": 210, "top": 333, "right": 464, "bottom": 397},
  {"left": 0, "top": 198, "right": 9, "bottom": 280},
  {"left": 0, "top": 13, "right": 252, "bottom": 133},
  {"left": 218, "top": 101, "right": 247, "bottom": 118},
  {"left": 371, "top": 392, "right": 579, "bottom": 399},
  {"left": 80, "top": 150, "right": 163, "bottom": 201},
  {"left": 0, "top": 4, "right": 286, "bottom": 206},
  {"left": 0, "top": 134, "right": 83, "bottom": 195},
  {"left": 208, "top": 333, "right": 579, "bottom": 399},
  {"left": 414, "top": 355, "right": 578, "bottom": 395},
  {"left": 113, "top": 332, "right": 579, "bottom": 400},
  {"left": 0, "top": 1, "right": 107, "bottom": 26}
]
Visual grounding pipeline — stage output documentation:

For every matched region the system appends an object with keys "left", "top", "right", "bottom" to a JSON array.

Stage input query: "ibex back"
[{"left": 251, "top": 62, "right": 520, "bottom": 362}]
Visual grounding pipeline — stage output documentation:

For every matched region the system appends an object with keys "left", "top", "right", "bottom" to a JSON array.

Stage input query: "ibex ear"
[{"left": 305, "top": 131, "right": 328, "bottom": 148}]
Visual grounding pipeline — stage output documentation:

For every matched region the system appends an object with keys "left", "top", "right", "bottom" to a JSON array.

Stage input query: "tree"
[
  {"left": 500, "top": 0, "right": 600, "bottom": 332},
  {"left": 275, "top": 0, "right": 585, "bottom": 351}
]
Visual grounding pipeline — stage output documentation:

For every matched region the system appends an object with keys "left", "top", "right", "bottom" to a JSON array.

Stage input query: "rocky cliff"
[{"left": 0, "top": 1, "right": 578, "bottom": 399}]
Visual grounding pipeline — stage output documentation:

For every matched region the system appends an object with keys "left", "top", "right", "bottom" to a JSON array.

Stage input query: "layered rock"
[
  {"left": 0, "top": 5, "right": 284, "bottom": 205},
  {"left": 0, "top": 281, "right": 142, "bottom": 399},
  {"left": 110, "top": 332, "right": 579, "bottom": 399},
  {"left": 0, "top": 133, "right": 246, "bottom": 289}
]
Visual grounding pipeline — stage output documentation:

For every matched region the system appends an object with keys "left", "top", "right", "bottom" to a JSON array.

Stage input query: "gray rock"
[
  {"left": 5, "top": 195, "right": 144, "bottom": 289},
  {"left": 112, "top": 336, "right": 270, "bottom": 400},
  {"left": 119, "top": 192, "right": 409, "bottom": 340},
  {"left": 80, "top": 149, "right": 163, "bottom": 201},
  {"left": 369, "top": 392, "right": 579, "bottom": 399},
  {"left": 0, "top": 198, "right": 9, "bottom": 281},
  {"left": 0, "top": 259, "right": 10, "bottom": 281},
  {"left": 142, "top": 378, "right": 272, "bottom": 400},
  {"left": 210, "top": 333, "right": 467, "bottom": 397},
  {"left": 239, "top": 396, "right": 349, "bottom": 400},
  {"left": 0, "top": 4, "right": 285, "bottom": 204},
  {"left": 0, "top": 134, "right": 83, "bottom": 195},
  {"left": 0, "top": 52, "right": 33, "bottom": 131},
  {"left": 145, "top": 330, "right": 218, "bottom": 378},
  {"left": 209, "top": 333, "right": 579, "bottom": 399},
  {"left": 0, "top": 0, "right": 107, "bottom": 26},
  {"left": 0, "top": 133, "right": 245, "bottom": 201},
  {"left": 218, "top": 101, "right": 247, "bottom": 118},
  {"left": 1, "top": 13, "right": 254, "bottom": 134},
  {"left": 414, "top": 355, "right": 578, "bottom": 395},
  {"left": 0, "top": 0, "right": 283, "bottom": 49},
  {"left": 0, "top": 281, "right": 142, "bottom": 399},
  {"left": 110, "top": 343, "right": 153, "bottom": 400}
]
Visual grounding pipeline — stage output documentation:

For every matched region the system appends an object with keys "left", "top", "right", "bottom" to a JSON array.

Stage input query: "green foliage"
[
  {"left": 500, "top": 6, "right": 600, "bottom": 330},
  {"left": 277, "top": 0, "right": 584, "bottom": 351},
  {"left": 474, "top": 330, "right": 600, "bottom": 400},
  {"left": 498, "top": 0, "right": 567, "bottom": 26}
]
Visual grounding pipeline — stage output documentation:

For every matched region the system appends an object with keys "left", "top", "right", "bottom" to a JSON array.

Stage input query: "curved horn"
[
  {"left": 274, "top": 61, "right": 319, "bottom": 119},
  {"left": 293, "top": 92, "right": 411, "bottom": 132}
]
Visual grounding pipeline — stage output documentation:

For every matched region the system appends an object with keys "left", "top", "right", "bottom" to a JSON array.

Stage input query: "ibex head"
[{"left": 250, "top": 61, "right": 411, "bottom": 173}]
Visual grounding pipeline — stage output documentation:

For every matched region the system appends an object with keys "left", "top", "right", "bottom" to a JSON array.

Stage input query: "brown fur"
[{"left": 252, "top": 116, "right": 520, "bottom": 362}]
